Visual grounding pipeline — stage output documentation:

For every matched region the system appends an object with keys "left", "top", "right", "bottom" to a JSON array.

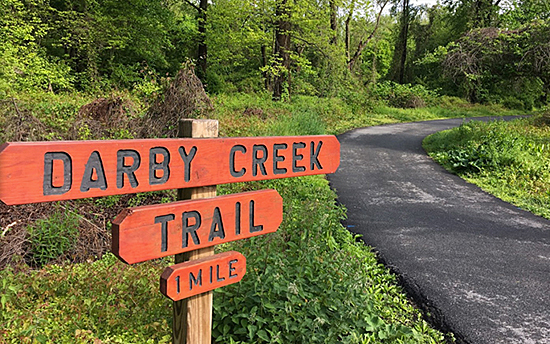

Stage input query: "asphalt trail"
[{"left": 328, "top": 117, "right": 550, "bottom": 344}]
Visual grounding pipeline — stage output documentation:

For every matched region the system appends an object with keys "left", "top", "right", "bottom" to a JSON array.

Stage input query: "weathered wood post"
[{"left": 173, "top": 118, "right": 218, "bottom": 344}]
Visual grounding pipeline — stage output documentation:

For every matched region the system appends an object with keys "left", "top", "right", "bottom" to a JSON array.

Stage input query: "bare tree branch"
[
  {"left": 293, "top": 36, "right": 329, "bottom": 58},
  {"left": 182, "top": 0, "right": 201, "bottom": 12},
  {"left": 347, "top": 0, "right": 390, "bottom": 71}
]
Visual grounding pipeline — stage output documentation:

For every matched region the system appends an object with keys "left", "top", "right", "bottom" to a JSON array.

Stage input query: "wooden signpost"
[
  {"left": 0, "top": 118, "right": 340, "bottom": 344},
  {"left": 112, "top": 190, "right": 282, "bottom": 264},
  {"left": 0, "top": 135, "right": 340, "bottom": 205},
  {"left": 160, "top": 251, "right": 246, "bottom": 301},
  {"left": 173, "top": 119, "right": 218, "bottom": 344}
]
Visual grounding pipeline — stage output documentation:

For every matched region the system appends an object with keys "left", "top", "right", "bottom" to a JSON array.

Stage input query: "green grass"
[
  {"left": 423, "top": 114, "right": 550, "bottom": 219},
  {"left": 1, "top": 256, "right": 172, "bottom": 344},
  {"left": 2, "top": 90, "right": 529, "bottom": 344},
  {"left": 209, "top": 93, "right": 528, "bottom": 137}
]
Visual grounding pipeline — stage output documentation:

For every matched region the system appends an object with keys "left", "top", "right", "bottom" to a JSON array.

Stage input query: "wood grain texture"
[
  {"left": 160, "top": 251, "right": 246, "bottom": 301},
  {"left": 0, "top": 135, "right": 339, "bottom": 205},
  {"left": 111, "top": 189, "right": 282, "bottom": 264},
  {"left": 173, "top": 118, "right": 217, "bottom": 344}
]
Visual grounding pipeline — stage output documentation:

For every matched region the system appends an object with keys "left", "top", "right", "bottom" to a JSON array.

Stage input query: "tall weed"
[{"left": 27, "top": 206, "right": 80, "bottom": 267}]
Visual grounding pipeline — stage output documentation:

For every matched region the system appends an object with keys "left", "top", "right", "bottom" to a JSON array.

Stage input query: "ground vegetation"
[{"left": 1, "top": 0, "right": 549, "bottom": 342}]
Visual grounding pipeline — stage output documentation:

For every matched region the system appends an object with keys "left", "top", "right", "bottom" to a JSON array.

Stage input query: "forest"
[
  {"left": 1, "top": 0, "right": 550, "bottom": 343},
  {"left": 1, "top": 0, "right": 549, "bottom": 109}
]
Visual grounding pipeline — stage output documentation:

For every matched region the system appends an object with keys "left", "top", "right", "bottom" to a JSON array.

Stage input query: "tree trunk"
[
  {"left": 261, "top": 45, "right": 270, "bottom": 90},
  {"left": 330, "top": 0, "right": 337, "bottom": 45},
  {"left": 345, "top": 14, "right": 351, "bottom": 61},
  {"left": 371, "top": 51, "right": 377, "bottom": 86},
  {"left": 197, "top": 0, "right": 208, "bottom": 82},
  {"left": 390, "top": 0, "right": 410, "bottom": 83},
  {"left": 398, "top": 0, "right": 410, "bottom": 84},
  {"left": 273, "top": 0, "right": 291, "bottom": 101}
]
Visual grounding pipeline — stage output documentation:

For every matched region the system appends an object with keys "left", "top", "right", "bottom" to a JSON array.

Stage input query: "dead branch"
[{"left": 347, "top": 0, "right": 390, "bottom": 71}]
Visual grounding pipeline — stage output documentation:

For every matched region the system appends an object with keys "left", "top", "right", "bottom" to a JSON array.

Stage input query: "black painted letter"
[
  {"left": 273, "top": 143, "right": 288, "bottom": 175},
  {"left": 252, "top": 145, "right": 268, "bottom": 176},
  {"left": 80, "top": 151, "right": 108, "bottom": 192},
  {"left": 310, "top": 141, "right": 323, "bottom": 170},
  {"left": 229, "top": 259, "right": 238, "bottom": 278},
  {"left": 182, "top": 211, "right": 201, "bottom": 248},
  {"left": 149, "top": 147, "right": 170, "bottom": 185},
  {"left": 155, "top": 214, "right": 175, "bottom": 252},
  {"left": 178, "top": 146, "right": 197, "bottom": 182},
  {"left": 229, "top": 145, "right": 246, "bottom": 177},
  {"left": 117, "top": 150, "right": 141, "bottom": 189},
  {"left": 189, "top": 270, "right": 202, "bottom": 290},
  {"left": 208, "top": 207, "right": 226, "bottom": 242},
  {"left": 249, "top": 200, "right": 263, "bottom": 233},
  {"left": 292, "top": 142, "right": 306, "bottom": 173},
  {"left": 216, "top": 265, "right": 225, "bottom": 282},
  {"left": 43, "top": 152, "right": 72, "bottom": 196},
  {"left": 235, "top": 201, "right": 241, "bottom": 235}
]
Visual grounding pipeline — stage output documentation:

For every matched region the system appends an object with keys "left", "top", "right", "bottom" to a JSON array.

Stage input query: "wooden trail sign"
[
  {"left": 160, "top": 251, "right": 246, "bottom": 301},
  {"left": 0, "top": 116, "right": 341, "bottom": 344},
  {"left": 112, "top": 189, "right": 283, "bottom": 264},
  {"left": 0, "top": 136, "right": 340, "bottom": 205}
]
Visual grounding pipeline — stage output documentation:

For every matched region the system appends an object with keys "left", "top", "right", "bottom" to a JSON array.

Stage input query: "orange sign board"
[
  {"left": 0, "top": 136, "right": 339, "bottom": 205},
  {"left": 111, "top": 189, "right": 282, "bottom": 264},
  {"left": 160, "top": 251, "right": 246, "bottom": 301}
]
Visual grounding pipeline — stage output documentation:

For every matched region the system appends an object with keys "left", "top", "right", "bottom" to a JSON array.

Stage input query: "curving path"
[{"left": 328, "top": 117, "right": 550, "bottom": 344}]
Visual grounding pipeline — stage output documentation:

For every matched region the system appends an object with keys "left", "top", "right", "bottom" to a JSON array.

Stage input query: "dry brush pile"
[{"left": 0, "top": 66, "right": 212, "bottom": 270}]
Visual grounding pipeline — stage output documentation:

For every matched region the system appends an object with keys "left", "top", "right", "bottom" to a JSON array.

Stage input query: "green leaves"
[
  {"left": 27, "top": 205, "right": 80, "bottom": 267},
  {"left": 212, "top": 176, "right": 447, "bottom": 343},
  {"left": 0, "top": 254, "right": 172, "bottom": 343},
  {"left": 424, "top": 115, "right": 550, "bottom": 219},
  {"left": 442, "top": 22, "right": 550, "bottom": 107}
]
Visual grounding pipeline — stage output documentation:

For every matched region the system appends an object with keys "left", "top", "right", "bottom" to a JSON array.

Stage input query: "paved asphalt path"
[{"left": 328, "top": 117, "right": 550, "bottom": 344}]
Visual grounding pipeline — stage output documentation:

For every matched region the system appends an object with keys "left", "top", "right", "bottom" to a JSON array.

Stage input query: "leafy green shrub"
[
  {"left": 501, "top": 96, "right": 526, "bottom": 110},
  {"left": 438, "top": 96, "right": 470, "bottom": 108},
  {"left": 27, "top": 207, "right": 80, "bottom": 267},
  {"left": 372, "top": 81, "right": 440, "bottom": 108},
  {"left": 213, "top": 177, "right": 448, "bottom": 344},
  {"left": 486, "top": 78, "right": 545, "bottom": 111},
  {"left": 424, "top": 119, "right": 547, "bottom": 174},
  {"left": 424, "top": 116, "right": 550, "bottom": 218}
]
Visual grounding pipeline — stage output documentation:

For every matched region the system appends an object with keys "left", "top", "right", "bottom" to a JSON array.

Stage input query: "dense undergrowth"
[
  {"left": 0, "top": 87, "right": 530, "bottom": 343},
  {"left": 423, "top": 114, "right": 550, "bottom": 219}
]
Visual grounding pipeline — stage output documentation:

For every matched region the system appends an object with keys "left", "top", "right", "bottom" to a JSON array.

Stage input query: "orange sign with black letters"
[
  {"left": 0, "top": 136, "right": 339, "bottom": 205},
  {"left": 160, "top": 251, "right": 246, "bottom": 301},
  {"left": 112, "top": 189, "right": 282, "bottom": 264}
]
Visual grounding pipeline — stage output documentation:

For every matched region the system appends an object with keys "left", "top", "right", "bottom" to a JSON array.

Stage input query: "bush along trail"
[{"left": 424, "top": 114, "right": 550, "bottom": 220}]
